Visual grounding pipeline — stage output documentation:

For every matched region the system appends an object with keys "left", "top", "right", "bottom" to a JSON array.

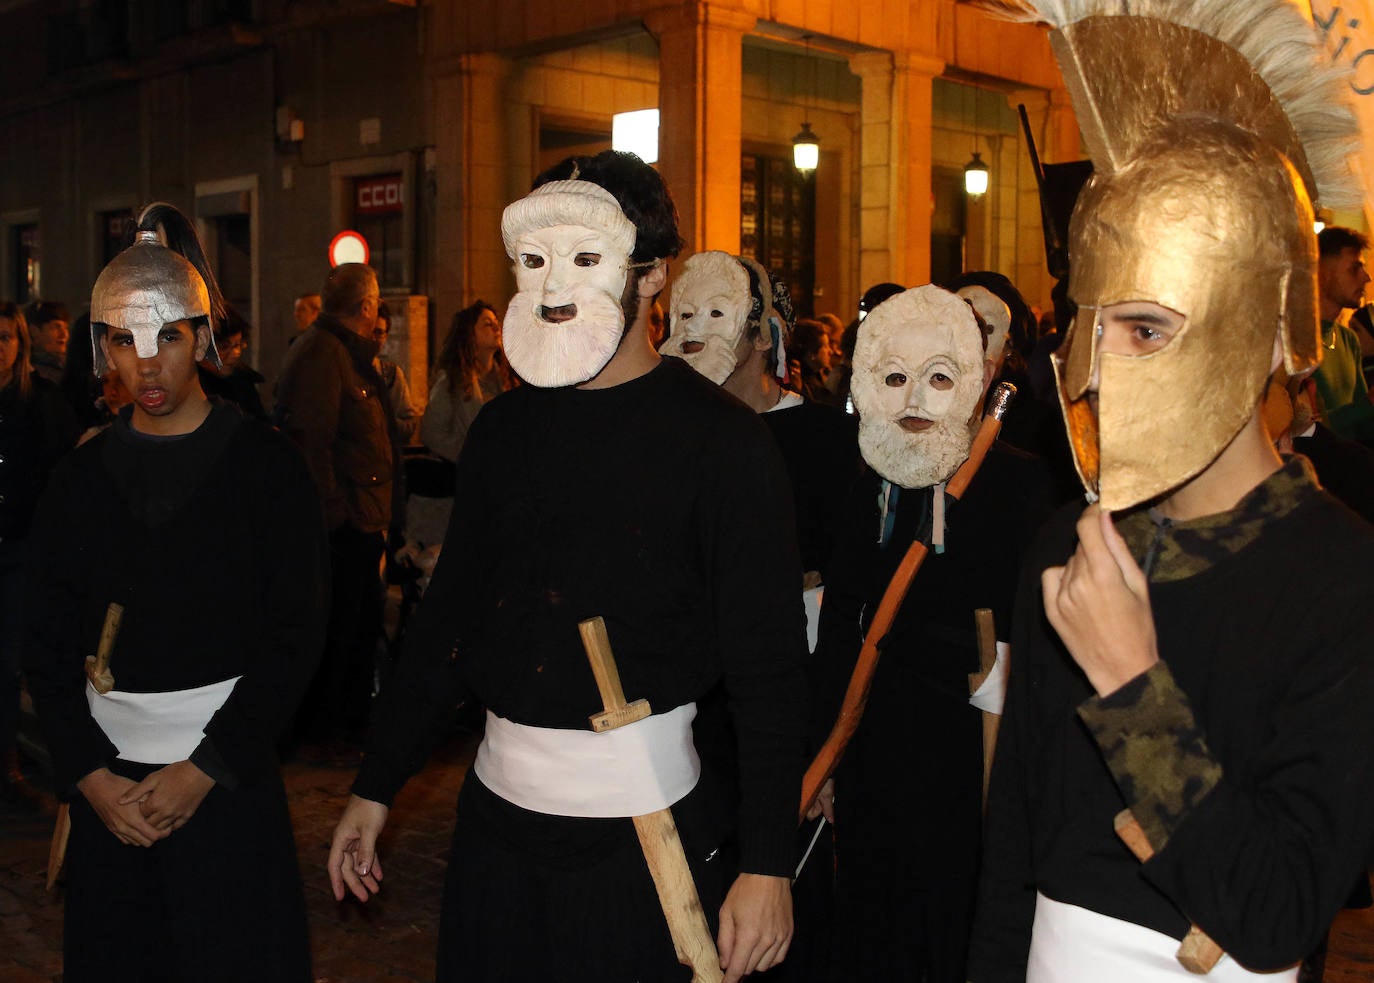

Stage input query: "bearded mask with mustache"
[
  {"left": 658, "top": 251, "right": 757, "bottom": 385},
  {"left": 850, "top": 286, "right": 988, "bottom": 490},
  {"left": 501, "top": 181, "right": 639, "bottom": 388}
]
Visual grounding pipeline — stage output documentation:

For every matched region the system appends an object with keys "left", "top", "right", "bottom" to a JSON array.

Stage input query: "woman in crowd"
[
  {"left": 0, "top": 302, "right": 78, "bottom": 811},
  {"left": 420, "top": 300, "right": 515, "bottom": 463}
]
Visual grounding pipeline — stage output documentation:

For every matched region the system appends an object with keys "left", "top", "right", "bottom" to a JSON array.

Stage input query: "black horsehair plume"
[{"left": 135, "top": 202, "right": 228, "bottom": 327}]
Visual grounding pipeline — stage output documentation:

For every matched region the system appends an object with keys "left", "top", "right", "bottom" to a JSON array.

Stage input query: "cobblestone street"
[{"left": 2, "top": 735, "right": 1372, "bottom": 982}]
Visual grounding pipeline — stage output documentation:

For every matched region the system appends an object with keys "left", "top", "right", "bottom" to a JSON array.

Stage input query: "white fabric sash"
[
  {"left": 87, "top": 676, "right": 240, "bottom": 765},
  {"left": 1029, "top": 892, "right": 1298, "bottom": 982},
  {"left": 473, "top": 703, "right": 700, "bottom": 818}
]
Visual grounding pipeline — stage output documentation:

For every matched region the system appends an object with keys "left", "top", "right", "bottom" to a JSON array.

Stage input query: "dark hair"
[
  {"left": 532, "top": 151, "right": 684, "bottom": 263},
  {"left": 217, "top": 305, "right": 252, "bottom": 343},
  {"left": 792, "top": 319, "right": 828, "bottom": 362},
  {"left": 25, "top": 300, "right": 69, "bottom": 328},
  {"left": 859, "top": 282, "right": 904, "bottom": 317},
  {"left": 1318, "top": 226, "right": 1371, "bottom": 259},
  {"left": 0, "top": 301, "right": 33, "bottom": 399},
  {"left": 435, "top": 300, "right": 515, "bottom": 401}
]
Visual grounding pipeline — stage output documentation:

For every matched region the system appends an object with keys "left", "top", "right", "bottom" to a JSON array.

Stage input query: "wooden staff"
[
  {"left": 48, "top": 602, "right": 125, "bottom": 891},
  {"left": 800, "top": 383, "right": 1017, "bottom": 821},
  {"left": 578, "top": 617, "right": 723, "bottom": 983},
  {"left": 1115, "top": 810, "right": 1225, "bottom": 974},
  {"left": 968, "top": 608, "right": 1000, "bottom": 812}
]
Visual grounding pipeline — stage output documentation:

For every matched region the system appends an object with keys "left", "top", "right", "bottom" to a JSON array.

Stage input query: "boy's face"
[{"left": 102, "top": 319, "right": 209, "bottom": 431}]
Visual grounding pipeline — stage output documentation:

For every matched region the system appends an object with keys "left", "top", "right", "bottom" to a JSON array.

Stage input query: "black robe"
[
  {"left": 355, "top": 358, "right": 809, "bottom": 981},
  {"left": 23, "top": 405, "right": 328, "bottom": 982},
  {"left": 811, "top": 443, "right": 1053, "bottom": 982}
]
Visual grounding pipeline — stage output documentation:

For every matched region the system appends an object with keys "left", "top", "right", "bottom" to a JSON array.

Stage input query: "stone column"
[
  {"left": 849, "top": 51, "right": 895, "bottom": 293},
  {"left": 849, "top": 48, "right": 944, "bottom": 289},
  {"left": 890, "top": 50, "right": 945, "bottom": 286},
  {"left": 645, "top": 4, "right": 757, "bottom": 258},
  {"left": 433, "top": 52, "right": 511, "bottom": 332}
]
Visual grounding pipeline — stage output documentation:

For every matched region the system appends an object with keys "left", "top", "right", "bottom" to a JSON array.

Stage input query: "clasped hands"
[
  {"left": 1042, "top": 503, "right": 1160, "bottom": 698},
  {"left": 77, "top": 760, "right": 215, "bottom": 847}
]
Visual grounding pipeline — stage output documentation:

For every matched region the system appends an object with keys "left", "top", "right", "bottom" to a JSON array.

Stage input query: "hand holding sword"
[{"left": 580, "top": 618, "right": 794, "bottom": 983}]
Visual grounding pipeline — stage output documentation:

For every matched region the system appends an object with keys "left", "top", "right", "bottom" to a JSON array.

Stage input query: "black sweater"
[
  {"left": 971, "top": 474, "right": 1374, "bottom": 976},
  {"left": 356, "top": 358, "right": 809, "bottom": 877},
  {"left": 22, "top": 406, "right": 329, "bottom": 792}
]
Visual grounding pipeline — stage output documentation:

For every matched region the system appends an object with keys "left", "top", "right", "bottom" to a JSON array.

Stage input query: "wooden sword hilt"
[
  {"left": 84, "top": 602, "right": 124, "bottom": 696},
  {"left": 1115, "top": 809, "right": 1225, "bottom": 974}
]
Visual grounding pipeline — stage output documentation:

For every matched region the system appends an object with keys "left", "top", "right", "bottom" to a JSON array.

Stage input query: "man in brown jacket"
[{"left": 276, "top": 263, "right": 393, "bottom": 742}]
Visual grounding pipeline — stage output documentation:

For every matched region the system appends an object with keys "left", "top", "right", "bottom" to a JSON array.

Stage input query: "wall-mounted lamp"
[
  {"left": 613, "top": 109, "right": 660, "bottom": 164},
  {"left": 793, "top": 123, "right": 820, "bottom": 176},
  {"left": 964, "top": 151, "right": 990, "bottom": 197}
]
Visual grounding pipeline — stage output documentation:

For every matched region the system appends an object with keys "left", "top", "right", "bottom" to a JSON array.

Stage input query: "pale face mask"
[
  {"left": 500, "top": 180, "right": 640, "bottom": 389},
  {"left": 851, "top": 285, "right": 987, "bottom": 489},
  {"left": 957, "top": 285, "right": 1012, "bottom": 367},
  {"left": 659, "top": 251, "right": 755, "bottom": 385},
  {"left": 503, "top": 224, "right": 630, "bottom": 388}
]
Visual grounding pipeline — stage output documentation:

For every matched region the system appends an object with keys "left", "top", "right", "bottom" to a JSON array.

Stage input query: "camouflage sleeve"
[{"left": 1077, "top": 661, "right": 1223, "bottom": 852}]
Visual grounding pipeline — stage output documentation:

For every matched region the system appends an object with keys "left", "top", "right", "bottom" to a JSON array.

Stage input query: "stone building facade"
[{"left": 0, "top": 0, "right": 1079, "bottom": 395}]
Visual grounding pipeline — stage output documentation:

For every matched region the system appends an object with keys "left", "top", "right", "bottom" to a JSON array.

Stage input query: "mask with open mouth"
[
  {"left": 501, "top": 181, "right": 638, "bottom": 388},
  {"left": 659, "top": 251, "right": 759, "bottom": 385},
  {"left": 850, "top": 285, "right": 987, "bottom": 489}
]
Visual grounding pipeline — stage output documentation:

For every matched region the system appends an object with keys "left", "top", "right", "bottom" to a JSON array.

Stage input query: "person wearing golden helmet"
[
  {"left": 971, "top": 2, "right": 1374, "bottom": 981},
  {"left": 328, "top": 152, "right": 807, "bottom": 983}
]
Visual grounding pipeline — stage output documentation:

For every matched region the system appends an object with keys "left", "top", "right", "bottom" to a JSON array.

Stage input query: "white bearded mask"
[
  {"left": 956, "top": 285, "right": 1012, "bottom": 368},
  {"left": 500, "top": 180, "right": 639, "bottom": 388},
  {"left": 851, "top": 285, "right": 988, "bottom": 489},
  {"left": 659, "top": 251, "right": 758, "bottom": 385}
]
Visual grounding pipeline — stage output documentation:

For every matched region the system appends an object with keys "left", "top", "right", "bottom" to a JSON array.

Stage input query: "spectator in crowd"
[
  {"left": 294, "top": 293, "right": 321, "bottom": 333},
  {"left": 60, "top": 314, "right": 107, "bottom": 430},
  {"left": 25, "top": 300, "right": 70, "bottom": 385},
  {"left": 0, "top": 302, "right": 79, "bottom": 812},
  {"left": 1313, "top": 227, "right": 1374, "bottom": 440},
  {"left": 22, "top": 203, "right": 327, "bottom": 981},
  {"left": 199, "top": 306, "right": 267, "bottom": 420},
  {"left": 276, "top": 263, "right": 395, "bottom": 743},
  {"left": 791, "top": 318, "right": 841, "bottom": 407},
  {"left": 420, "top": 300, "right": 515, "bottom": 463},
  {"left": 76, "top": 368, "right": 134, "bottom": 447},
  {"left": 373, "top": 301, "right": 419, "bottom": 445},
  {"left": 1345, "top": 302, "right": 1374, "bottom": 390}
]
